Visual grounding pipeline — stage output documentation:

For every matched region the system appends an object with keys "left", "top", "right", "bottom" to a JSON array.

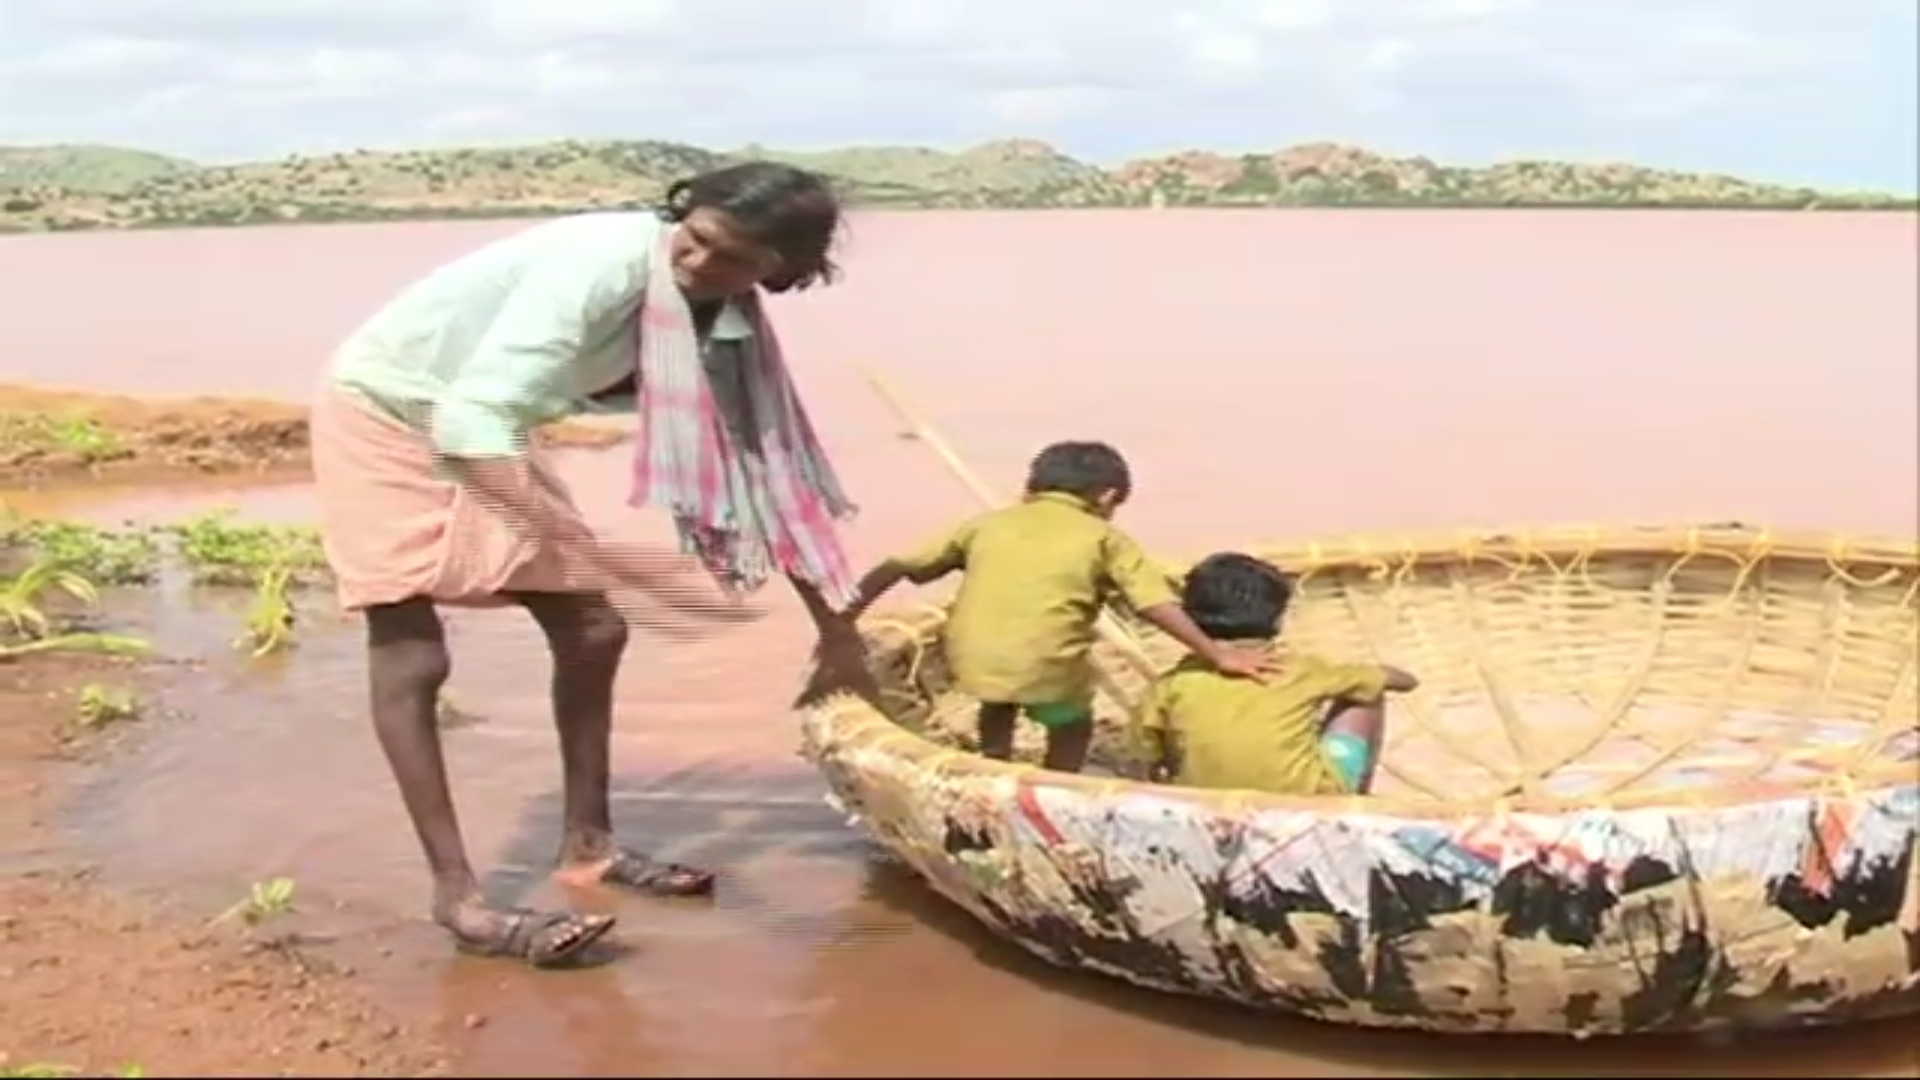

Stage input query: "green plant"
[
  {"left": 0, "top": 1061, "right": 145, "bottom": 1078},
  {"left": 164, "top": 510, "right": 325, "bottom": 586},
  {"left": 0, "top": 518, "right": 161, "bottom": 585},
  {"left": 0, "top": 633, "right": 150, "bottom": 662},
  {"left": 0, "top": 558, "right": 99, "bottom": 640},
  {"left": 0, "top": 557, "right": 147, "bottom": 661},
  {"left": 76, "top": 683, "right": 142, "bottom": 727},
  {"left": 0, "top": 411, "right": 125, "bottom": 468},
  {"left": 210, "top": 876, "right": 296, "bottom": 927},
  {"left": 235, "top": 564, "right": 296, "bottom": 658}
]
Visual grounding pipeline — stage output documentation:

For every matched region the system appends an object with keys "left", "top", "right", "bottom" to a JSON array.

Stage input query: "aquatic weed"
[
  {"left": 161, "top": 509, "right": 326, "bottom": 586},
  {"left": 0, "top": 632, "right": 151, "bottom": 662},
  {"left": 76, "top": 682, "right": 143, "bottom": 728},
  {"left": 0, "top": 555, "right": 151, "bottom": 661},
  {"left": 0, "top": 411, "right": 126, "bottom": 469},
  {"left": 0, "top": 558, "right": 101, "bottom": 640},
  {"left": 210, "top": 877, "right": 297, "bottom": 928},
  {"left": 0, "top": 515, "right": 160, "bottom": 585},
  {"left": 0, "top": 1062, "right": 144, "bottom": 1078},
  {"left": 234, "top": 564, "right": 297, "bottom": 658}
]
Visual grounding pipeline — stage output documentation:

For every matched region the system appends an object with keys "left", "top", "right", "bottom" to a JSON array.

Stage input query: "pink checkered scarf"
[{"left": 627, "top": 226, "right": 860, "bottom": 609}]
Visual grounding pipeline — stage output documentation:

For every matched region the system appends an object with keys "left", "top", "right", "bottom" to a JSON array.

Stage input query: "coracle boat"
[{"left": 798, "top": 523, "right": 1920, "bottom": 1037}]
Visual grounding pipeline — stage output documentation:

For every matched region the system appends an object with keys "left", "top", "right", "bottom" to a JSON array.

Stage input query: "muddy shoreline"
[
  {"left": 0, "top": 382, "right": 627, "bottom": 491},
  {"left": 0, "top": 650, "right": 451, "bottom": 1077},
  {"left": 0, "top": 384, "right": 490, "bottom": 1076}
]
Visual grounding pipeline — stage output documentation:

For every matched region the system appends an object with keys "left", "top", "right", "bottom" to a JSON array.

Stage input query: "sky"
[{"left": 0, "top": 0, "right": 1914, "bottom": 193}]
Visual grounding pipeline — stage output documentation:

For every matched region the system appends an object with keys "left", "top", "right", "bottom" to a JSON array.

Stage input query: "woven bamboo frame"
[
  {"left": 799, "top": 522, "right": 1918, "bottom": 1034},
  {"left": 811, "top": 523, "right": 1917, "bottom": 815}
]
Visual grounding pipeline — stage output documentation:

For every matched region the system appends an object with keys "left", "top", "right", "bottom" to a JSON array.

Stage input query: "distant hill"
[
  {"left": 0, "top": 145, "right": 196, "bottom": 194},
  {"left": 0, "top": 137, "right": 1910, "bottom": 232}
]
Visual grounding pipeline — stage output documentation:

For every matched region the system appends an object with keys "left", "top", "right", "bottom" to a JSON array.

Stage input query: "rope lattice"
[{"left": 826, "top": 523, "right": 1920, "bottom": 813}]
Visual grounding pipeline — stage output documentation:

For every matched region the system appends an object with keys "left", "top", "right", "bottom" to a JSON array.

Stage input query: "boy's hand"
[{"left": 1210, "top": 644, "right": 1277, "bottom": 682}]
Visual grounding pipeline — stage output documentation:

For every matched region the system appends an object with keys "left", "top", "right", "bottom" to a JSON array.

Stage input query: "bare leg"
[
  {"left": 513, "top": 591, "right": 625, "bottom": 874},
  {"left": 515, "top": 590, "right": 714, "bottom": 896},
  {"left": 1042, "top": 718, "right": 1095, "bottom": 773},
  {"left": 365, "top": 597, "right": 612, "bottom": 963},
  {"left": 1323, "top": 698, "right": 1388, "bottom": 794},
  {"left": 977, "top": 702, "right": 1019, "bottom": 761}
]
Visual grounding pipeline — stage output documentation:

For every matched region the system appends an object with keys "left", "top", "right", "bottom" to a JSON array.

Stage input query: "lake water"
[{"left": 2, "top": 208, "right": 1916, "bottom": 1076}]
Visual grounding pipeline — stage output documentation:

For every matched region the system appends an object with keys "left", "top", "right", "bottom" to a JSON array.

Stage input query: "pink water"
[{"left": 3, "top": 209, "right": 1917, "bottom": 1076}]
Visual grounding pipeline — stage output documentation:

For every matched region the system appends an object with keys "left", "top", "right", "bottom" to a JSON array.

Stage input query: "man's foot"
[
  {"left": 435, "top": 898, "right": 615, "bottom": 968},
  {"left": 555, "top": 847, "right": 716, "bottom": 897}
]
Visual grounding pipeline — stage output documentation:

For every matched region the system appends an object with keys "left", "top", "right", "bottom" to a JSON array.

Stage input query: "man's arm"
[
  {"left": 788, "top": 574, "right": 840, "bottom": 628},
  {"left": 434, "top": 226, "right": 654, "bottom": 559}
]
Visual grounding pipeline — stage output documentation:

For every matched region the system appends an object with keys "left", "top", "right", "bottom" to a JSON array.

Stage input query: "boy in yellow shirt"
[
  {"left": 846, "top": 441, "right": 1274, "bottom": 773},
  {"left": 1141, "top": 552, "right": 1419, "bottom": 795}
]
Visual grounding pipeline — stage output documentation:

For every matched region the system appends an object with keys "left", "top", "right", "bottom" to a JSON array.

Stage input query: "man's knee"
[
  {"left": 568, "top": 600, "right": 630, "bottom": 659},
  {"left": 365, "top": 601, "right": 452, "bottom": 691}
]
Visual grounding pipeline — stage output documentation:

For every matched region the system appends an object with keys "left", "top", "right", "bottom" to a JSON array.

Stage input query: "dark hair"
[
  {"left": 658, "top": 161, "right": 843, "bottom": 293},
  {"left": 1024, "top": 440, "right": 1131, "bottom": 502},
  {"left": 1180, "top": 552, "right": 1294, "bottom": 641}
]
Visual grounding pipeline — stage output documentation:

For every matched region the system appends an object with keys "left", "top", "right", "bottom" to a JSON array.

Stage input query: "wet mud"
[{"left": 0, "top": 649, "right": 449, "bottom": 1078}]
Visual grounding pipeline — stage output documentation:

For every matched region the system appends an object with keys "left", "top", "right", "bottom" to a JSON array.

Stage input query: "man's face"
[{"left": 669, "top": 206, "right": 782, "bottom": 300}]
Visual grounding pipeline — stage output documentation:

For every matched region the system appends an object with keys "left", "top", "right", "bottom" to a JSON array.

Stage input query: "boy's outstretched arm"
[
  {"left": 843, "top": 560, "right": 913, "bottom": 619},
  {"left": 1134, "top": 603, "right": 1275, "bottom": 681},
  {"left": 843, "top": 520, "right": 978, "bottom": 620},
  {"left": 1104, "top": 532, "right": 1276, "bottom": 682}
]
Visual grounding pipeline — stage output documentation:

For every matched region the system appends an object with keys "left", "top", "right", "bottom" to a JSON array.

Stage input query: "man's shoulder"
[{"left": 515, "top": 211, "right": 664, "bottom": 266}]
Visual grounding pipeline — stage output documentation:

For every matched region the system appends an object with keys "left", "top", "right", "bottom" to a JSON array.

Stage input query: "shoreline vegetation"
[
  {"left": 0, "top": 494, "right": 454, "bottom": 1077},
  {"left": 0, "top": 383, "right": 625, "bottom": 489},
  {"left": 0, "top": 384, "right": 628, "bottom": 1073},
  {"left": 1, "top": 138, "right": 1913, "bottom": 234}
]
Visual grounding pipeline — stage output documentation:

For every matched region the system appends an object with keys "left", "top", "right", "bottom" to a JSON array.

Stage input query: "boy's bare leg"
[
  {"left": 976, "top": 702, "right": 1019, "bottom": 760},
  {"left": 1042, "top": 718, "right": 1094, "bottom": 773},
  {"left": 1323, "top": 698, "right": 1387, "bottom": 793}
]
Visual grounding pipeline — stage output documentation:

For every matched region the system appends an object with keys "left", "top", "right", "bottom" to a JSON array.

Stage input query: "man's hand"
[{"left": 795, "top": 613, "right": 878, "bottom": 708}]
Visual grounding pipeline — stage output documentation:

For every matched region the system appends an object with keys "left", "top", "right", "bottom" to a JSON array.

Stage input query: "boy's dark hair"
[
  {"left": 1024, "top": 441, "right": 1131, "bottom": 502},
  {"left": 1181, "top": 552, "right": 1295, "bottom": 640}
]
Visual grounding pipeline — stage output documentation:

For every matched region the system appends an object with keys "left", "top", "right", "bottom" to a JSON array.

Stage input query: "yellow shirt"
[
  {"left": 1142, "top": 644, "right": 1389, "bottom": 795},
  {"left": 889, "top": 493, "right": 1177, "bottom": 706}
]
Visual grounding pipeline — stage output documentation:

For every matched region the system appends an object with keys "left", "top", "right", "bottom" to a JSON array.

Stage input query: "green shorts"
[
  {"left": 1321, "top": 732, "right": 1373, "bottom": 792},
  {"left": 1018, "top": 701, "right": 1094, "bottom": 730}
]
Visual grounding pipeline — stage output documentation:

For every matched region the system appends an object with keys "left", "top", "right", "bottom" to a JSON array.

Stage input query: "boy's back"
[
  {"left": 1144, "top": 648, "right": 1389, "bottom": 794},
  {"left": 892, "top": 492, "right": 1171, "bottom": 705}
]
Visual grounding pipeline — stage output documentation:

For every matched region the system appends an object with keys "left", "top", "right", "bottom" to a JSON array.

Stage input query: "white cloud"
[{"left": 0, "top": 0, "right": 1911, "bottom": 190}]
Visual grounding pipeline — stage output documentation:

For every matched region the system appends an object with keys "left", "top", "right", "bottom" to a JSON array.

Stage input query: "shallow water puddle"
[{"left": 22, "top": 479, "right": 1919, "bottom": 1077}]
